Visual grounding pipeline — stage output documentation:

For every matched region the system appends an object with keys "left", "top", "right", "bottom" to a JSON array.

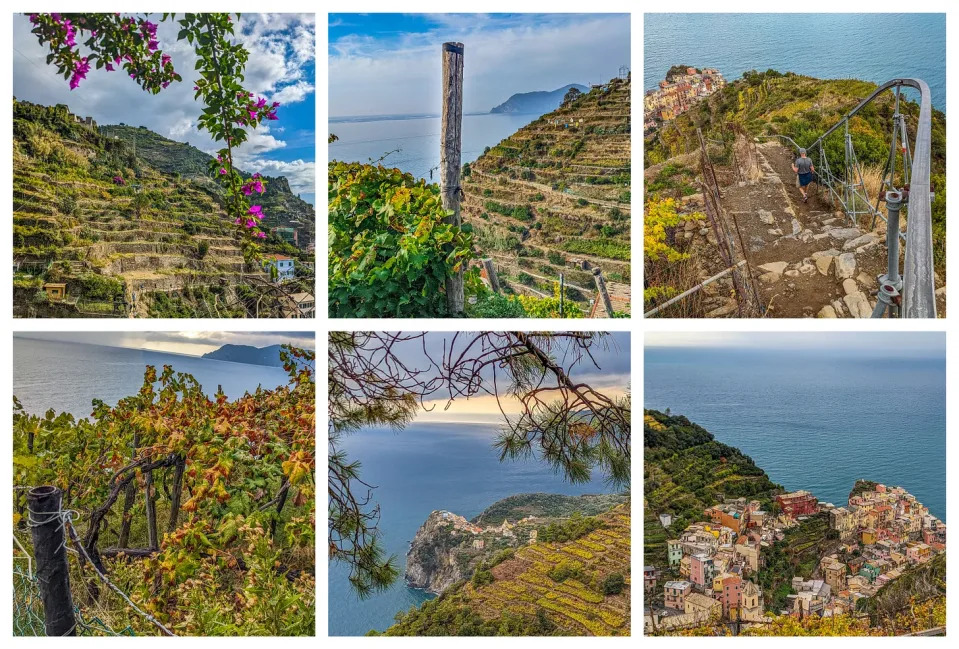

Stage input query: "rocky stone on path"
[
  {"left": 758, "top": 209, "right": 775, "bottom": 225},
  {"left": 768, "top": 228, "right": 783, "bottom": 236},
  {"left": 831, "top": 299, "right": 847, "bottom": 317},
  {"left": 706, "top": 297, "right": 739, "bottom": 317},
  {"left": 784, "top": 269, "right": 800, "bottom": 278},
  {"left": 699, "top": 228, "right": 709, "bottom": 236},
  {"left": 759, "top": 261, "right": 788, "bottom": 275},
  {"left": 684, "top": 220, "right": 698, "bottom": 232},
  {"left": 791, "top": 218, "right": 802, "bottom": 235},
  {"left": 798, "top": 263, "right": 816, "bottom": 275},
  {"left": 828, "top": 227, "right": 862, "bottom": 240},
  {"left": 799, "top": 229, "right": 814, "bottom": 243},
  {"left": 857, "top": 272, "right": 877, "bottom": 289},
  {"left": 843, "top": 233, "right": 879, "bottom": 251},
  {"left": 843, "top": 291, "right": 873, "bottom": 318},
  {"left": 813, "top": 233, "right": 831, "bottom": 241},
  {"left": 812, "top": 249, "right": 839, "bottom": 276},
  {"left": 842, "top": 278, "right": 859, "bottom": 296},
  {"left": 835, "top": 253, "right": 857, "bottom": 280},
  {"left": 818, "top": 304, "right": 838, "bottom": 318}
]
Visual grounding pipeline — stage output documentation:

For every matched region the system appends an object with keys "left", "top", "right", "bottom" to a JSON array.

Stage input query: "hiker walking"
[{"left": 792, "top": 148, "right": 815, "bottom": 203}]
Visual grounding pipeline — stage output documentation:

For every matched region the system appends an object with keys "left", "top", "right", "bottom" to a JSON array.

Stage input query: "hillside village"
[
  {"left": 644, "top": 66, "right": 727, "bottom": 132},
  {"left": 645, "top": 482, "right": 946, "bottom": 633},
  {"left": 13, "top": 100, "right": 315, "bottom": 318}
]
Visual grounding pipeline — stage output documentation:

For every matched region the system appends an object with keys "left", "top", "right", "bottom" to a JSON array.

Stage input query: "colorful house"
[
  {"left": 263, "top": 255, "right": 295, "bottom": 282},
  {"left": 664, "top": 580, "right": 692, "bottom": 611},
  {"left": 667, "top": 539, "right": 683, "bottom": 567},
  {"left": 776, "top": 491, "right": 819, "bottom": 518},
  {"left": 690, "top": 554, "right": 714, "bottom": 589}
]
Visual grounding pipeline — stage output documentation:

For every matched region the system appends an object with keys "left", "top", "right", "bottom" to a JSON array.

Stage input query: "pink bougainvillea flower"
[
  {"left": 234, "top": 217, "right": 242, "bottom": 225},
  {"left": 105, "top": 62, "right": 114, "bottom": 72},
  {"left": 217, "top": 155, "right": 223, "bottom": 163},
  {"left": 266, "top": 111, "right": 278, "bottom": 121},
  {"left": 219, "top": 168, "right": 226, "bottom": 175},
  {"left": 272, "top": 101, "right": 280, "bottom": 108},
  {"left": 193, "top": 85, "right": 199, "bottom": 91},
  {"left": 256, "top": 97, "right": 267, "bottom": 109},
  {"left": 69, "top": 57, "right": 90, "bottom": 90},
  {"left": 246, "top": 219, "right": 256, "bottom": 228},
  {"left": 256, "top": 231, "right": 267, "bottom": 239},
  {"left": 248, "top": 205, "right": 263, "bottom": 219}
]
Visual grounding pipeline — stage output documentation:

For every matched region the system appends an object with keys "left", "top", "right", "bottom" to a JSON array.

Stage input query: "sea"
[
  {"left": 644, "top": 13, "right": 946, "bottom": 111},
  {"left": 644, "top": 346, "right": 946, "bottom": 522},
  {"left": 12, "top": 337, "right": 293, "bottom": 418},
  {"left": 329, "top": 112, "right": 536, "bottom": 181},
  {"left": 328, "top": 422, "right": 622, "bottom": 636}
]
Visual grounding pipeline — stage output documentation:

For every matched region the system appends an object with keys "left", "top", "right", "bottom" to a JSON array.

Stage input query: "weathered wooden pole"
[
  {"left": 144, "top": 469, "right": 158, "bottom": 549},
  {"left": 27, "top": 486, "right": 77, "bottom": 636},
  {"left": 560, "top": 273, "right": 565, "bottom": 317},
  {"left": 441, "top": 42, "right": 465, "bottom": 316},
  {"left": 481, "top": 258, "right": 500, "bottom": 293},
  {"left": 593, "top": 267, "right": 614, "bottom": 317}
]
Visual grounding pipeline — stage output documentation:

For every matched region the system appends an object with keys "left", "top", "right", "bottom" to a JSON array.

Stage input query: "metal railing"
[{"left": 769, "top": 79, "right": 935, "bottom": 318}]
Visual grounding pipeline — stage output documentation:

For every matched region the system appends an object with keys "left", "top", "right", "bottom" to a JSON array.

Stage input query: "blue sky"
[
  {"left": 13, "top": 13, "right": 315, "bottom": 204},
  {"left": 329, "top": 13, "right": 630, "bottom": 116}
]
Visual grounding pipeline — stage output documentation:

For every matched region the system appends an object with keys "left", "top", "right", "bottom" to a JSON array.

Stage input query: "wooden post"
[
  {"left": 593, "top": 268, "right": 614, "bottom": 317},
  {"left": 441, "top": 42, "right": 465, "bottom": 316},
  {"left": 481, "top": 258, "right": 500, "bottom": 293},
  {"left": 27, "top": 486, "right": 77, "bottom": 636},
  {"left": 560, "top": 273, "right": 565, "bottom": 317},
  {"left": 145, "top": 468, "right": 158, "bottom": 549}
]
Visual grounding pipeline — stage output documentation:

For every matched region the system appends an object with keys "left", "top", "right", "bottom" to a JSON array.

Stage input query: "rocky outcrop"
[{"left": 405, "top": 511, "right": 473, "bottom": 594}]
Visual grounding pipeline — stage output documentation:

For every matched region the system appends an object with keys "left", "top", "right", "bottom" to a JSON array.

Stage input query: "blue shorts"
[{"left": 798, "top": 172, "right": 813, "bottom": 187}]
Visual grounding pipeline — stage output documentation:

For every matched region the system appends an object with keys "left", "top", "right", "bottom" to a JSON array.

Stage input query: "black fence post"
[{"left": 28, "top": 486, "right": 77, "bottom": 636}]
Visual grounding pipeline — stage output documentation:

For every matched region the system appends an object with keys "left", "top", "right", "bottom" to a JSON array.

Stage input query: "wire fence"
[{"left": 13, "top": 563, "right": 136, "bottom": 637}]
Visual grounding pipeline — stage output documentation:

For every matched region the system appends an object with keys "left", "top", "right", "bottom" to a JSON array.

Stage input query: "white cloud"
[
  {"left": 270, "top": 80, "right": 315, "bottom": 105},
  {"left": 241, "top": 159, "right": 316, "bottom": 197},
  {"left": 329, "top": 14, "right": 630, "bottom": 116}
]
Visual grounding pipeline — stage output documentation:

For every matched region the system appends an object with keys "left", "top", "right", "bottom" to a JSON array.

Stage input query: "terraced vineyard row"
[
  {"left": 462, "top": 76, "right": 632, "bottom": 314},
  {"left": 467, "top": 504, "right": 631, "bottom": 636}
]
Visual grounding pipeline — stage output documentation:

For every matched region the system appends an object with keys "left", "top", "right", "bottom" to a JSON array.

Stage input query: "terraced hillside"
[
  {"left": 381, "top": 503, "right": 631, "bottom": 636},
  {"left": 644, "top": 410, "right": 781, "bottom": 570},
  {"left": 13, "top": 100, "right": 313, "bottom": 318},
  {"left": 100, "top": 125, "right": 315, "bottom": 247},
  {"left": 462, "top": 76, "right": 631, "bottom": 312}
]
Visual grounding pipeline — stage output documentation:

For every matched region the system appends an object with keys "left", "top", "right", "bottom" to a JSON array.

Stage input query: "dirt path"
[{"left": 676, "top": 142, "right": 888, "bottom": 318}]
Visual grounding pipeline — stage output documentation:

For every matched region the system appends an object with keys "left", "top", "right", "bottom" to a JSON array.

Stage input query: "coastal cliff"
[
  {"left": 405, "top": 493, "right": 628, "bottom": 595},
  {"left": 405, "top": 511, "right": 474, "bottom": 593}
]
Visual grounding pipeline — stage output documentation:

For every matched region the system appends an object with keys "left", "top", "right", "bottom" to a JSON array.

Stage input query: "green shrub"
[
  {"left": 602, "top": 573, "right": 625, "bottom": 595},
  {"left": 328, "top": 161, "right": 474, "bottom": 317}
]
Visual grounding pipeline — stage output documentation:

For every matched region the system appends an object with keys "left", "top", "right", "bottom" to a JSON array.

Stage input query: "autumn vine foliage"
[
  {"left": 13, "top": 346, "right": 315, "bottom": 636},
  {"left": 27, "top": 13, "right": 279, "bottom": 261}
]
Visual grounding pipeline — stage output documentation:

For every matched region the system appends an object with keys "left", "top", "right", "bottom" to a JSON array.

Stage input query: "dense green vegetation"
[
  {"left": 645, "top": 70, "right": 947, "bottom": 273},
  {"left": 756, "top": 513, "right": 832, "bottom": 613},
  {"left": 643, "top": 410, "right": 781, "bottom": 569},
  {"left": 100, "top": 125, "right": 314, "bottom": 239},
  {"left": 537, "top": 513, "right": 604, "bottom": 543},
  {"left": 472, "top": 493, "right": 627, "bottom": 526}
]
